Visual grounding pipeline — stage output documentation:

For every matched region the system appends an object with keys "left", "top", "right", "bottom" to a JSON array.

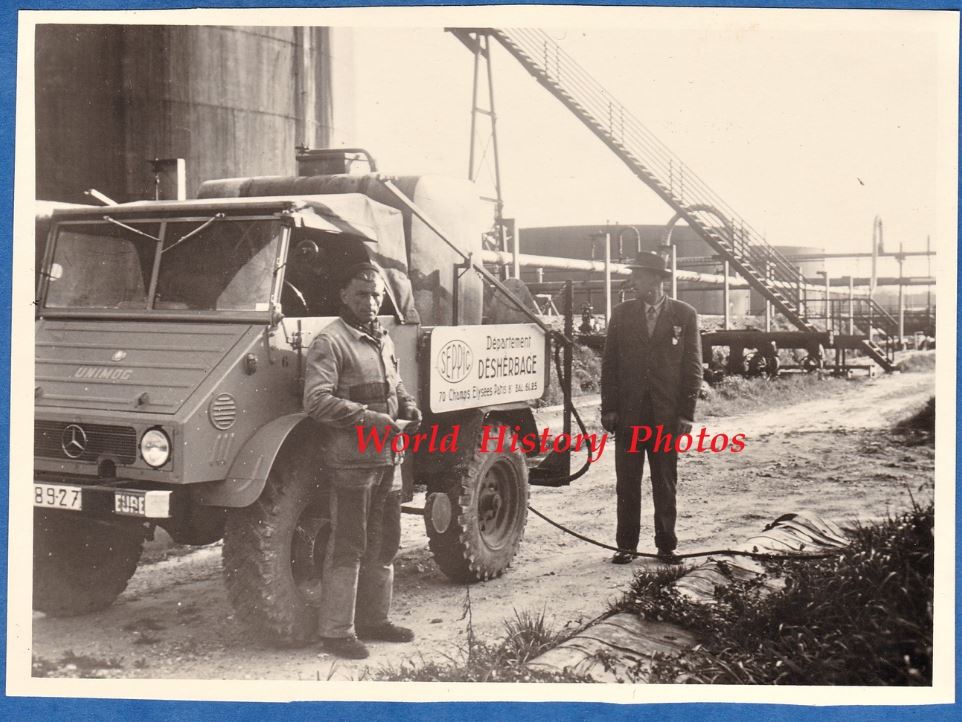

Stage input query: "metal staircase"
[
  {"left": 825, "top": 296, "right": 900, "bottom": 367},
  {"left": 448, "top": 27, "right": 897, "bottom": 372}
]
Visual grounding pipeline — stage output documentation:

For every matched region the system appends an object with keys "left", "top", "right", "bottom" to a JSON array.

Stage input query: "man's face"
[
  {"left": 340, "top": 275, "right": 384, "bottom": 323},
  {"left": 631, "top": 269, "right": 664, "bottom": 302}
]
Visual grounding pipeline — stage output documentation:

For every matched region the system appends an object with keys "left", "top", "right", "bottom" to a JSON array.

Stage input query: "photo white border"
[{"left": 6, "top": 4, "right": 957, "bottom": 705}]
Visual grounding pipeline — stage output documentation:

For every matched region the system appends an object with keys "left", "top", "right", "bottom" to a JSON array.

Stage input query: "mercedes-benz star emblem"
[
  {"left": 61, "top": 424, "right": 88, "bottom": 459},
  {"left": 112, "top": 350, "right": 127, "bottom": 362}
]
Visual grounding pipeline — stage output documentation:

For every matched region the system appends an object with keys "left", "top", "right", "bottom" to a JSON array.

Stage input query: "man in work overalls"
[{"left": 303, "top": 262, "right": 421, "bottom": 659}]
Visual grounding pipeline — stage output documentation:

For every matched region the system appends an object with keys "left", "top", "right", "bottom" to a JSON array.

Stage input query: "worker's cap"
[
  {"left": 339, "top": 261, "right": 384, "bottom": 289},
  {"left": 626, "top": 251, "right": 671, "bottom": 277}
]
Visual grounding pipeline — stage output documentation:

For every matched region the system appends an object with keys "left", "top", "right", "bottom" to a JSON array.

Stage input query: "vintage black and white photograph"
[{"left": 8, "top": 5, "right": 956, "bottom": 702}]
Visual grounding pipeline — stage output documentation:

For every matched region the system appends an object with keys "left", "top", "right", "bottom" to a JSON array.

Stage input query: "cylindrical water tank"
[{"left": 35, "top": 25, "right": 355, "bottom": 203}]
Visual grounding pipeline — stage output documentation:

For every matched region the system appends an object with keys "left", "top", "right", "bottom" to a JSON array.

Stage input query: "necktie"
[{"left": 646, "top": 305, "right": 658, "bottom": 336}]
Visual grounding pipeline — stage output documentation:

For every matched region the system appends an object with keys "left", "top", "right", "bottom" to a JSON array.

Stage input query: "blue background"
[{"left": 2, "top": 0, "right": 957, "bottom": 719}]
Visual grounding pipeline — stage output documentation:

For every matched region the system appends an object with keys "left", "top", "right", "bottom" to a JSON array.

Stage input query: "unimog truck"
[{"left": 33, "top": 149, "right": 568, "bottom": 645}]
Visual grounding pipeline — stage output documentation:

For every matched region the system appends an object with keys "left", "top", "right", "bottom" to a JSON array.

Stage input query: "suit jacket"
[{"left": 601, "top": 297, "right": 702, "bottom": 429}]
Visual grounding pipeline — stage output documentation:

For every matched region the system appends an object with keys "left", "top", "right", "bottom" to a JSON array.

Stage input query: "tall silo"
[{"left": 35, "top": 24, "right": 355, "bottom": 204}]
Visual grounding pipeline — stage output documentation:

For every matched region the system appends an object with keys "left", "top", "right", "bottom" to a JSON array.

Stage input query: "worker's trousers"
[
  {"left": 613, "top": 424, "right": 678, "bottom": 553},
  {"left": 318, "top": 465, "right": 401, "bottom": 639}
]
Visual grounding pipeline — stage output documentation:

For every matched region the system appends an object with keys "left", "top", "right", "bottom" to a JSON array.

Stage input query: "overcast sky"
[{"left": 353, "top": 8, "right": 957, "bottom": 279}]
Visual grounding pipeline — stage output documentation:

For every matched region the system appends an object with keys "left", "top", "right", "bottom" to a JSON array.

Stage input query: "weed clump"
[
  {"left": 615, "top": 504, "right": 934, "bottom": 684},
  {"left": 374, "top": 606, "right": 589, "bottom": 682},
  {"left": 896, "top": 352, "right": 935, "bottom": 373},
  {"left": 538, "top": 343, "right": 602, "bottom": 407},
  {"left": 894, "top": 397, "right": 934, "bottom": 446}
]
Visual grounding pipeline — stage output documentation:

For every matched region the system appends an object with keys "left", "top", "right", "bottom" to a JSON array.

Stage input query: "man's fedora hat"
[{"left": 626, "top": 251, "right": 672, "bottom": 277}]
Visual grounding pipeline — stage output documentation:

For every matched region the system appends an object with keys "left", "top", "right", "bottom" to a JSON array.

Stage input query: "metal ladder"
[{"left": 448, "top": 27, "right": 897, "bottom": 372}]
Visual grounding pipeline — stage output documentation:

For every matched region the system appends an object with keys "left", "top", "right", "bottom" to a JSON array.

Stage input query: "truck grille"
[{"left": 34, "top": 421, "right": 138, "bottom": 464}]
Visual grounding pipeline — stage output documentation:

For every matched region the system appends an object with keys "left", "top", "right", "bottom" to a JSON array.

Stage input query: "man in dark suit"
[{"left": 601, "top": 251, "right": 703, "bottom": 564}]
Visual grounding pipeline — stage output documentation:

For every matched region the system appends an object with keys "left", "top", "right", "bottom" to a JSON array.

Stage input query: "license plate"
[
  {"left": 34, "top": 483, "right": 82, "bottom": 511},
  {"left": 114, "top": 491, "right": 146, "bottom": 516}
]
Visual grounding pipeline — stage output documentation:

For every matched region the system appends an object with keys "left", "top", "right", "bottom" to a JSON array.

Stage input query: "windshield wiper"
[
  {"left": 103, "top": 216, "right": 161, "bottom": 242},
  {"left": 161, "top": 213, "right": 225, "bottom": 255}
]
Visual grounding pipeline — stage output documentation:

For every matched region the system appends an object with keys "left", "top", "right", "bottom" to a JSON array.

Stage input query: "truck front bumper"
[{"left": 34, "top": 480, "right": 172, "bottom": 519}]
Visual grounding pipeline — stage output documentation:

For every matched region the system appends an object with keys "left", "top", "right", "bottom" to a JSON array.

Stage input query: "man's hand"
[
  {"left": 399, "top": 406, "right": 422, "bottom": 433},
  {"left": 365, "top": 411, "right": 402, "bottom": 434},
  {"left": 400, "top": 406, "right": 422, "bottom": 422},
  {"left": 678, "top": 419, "right": 693, "bottom": 435},
  {"left": 601, "top": 412, "right": 619, "bottom": 433}
]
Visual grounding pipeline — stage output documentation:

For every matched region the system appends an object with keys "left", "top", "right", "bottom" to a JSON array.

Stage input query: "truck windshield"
[{"left": 44, "top": 218, "right": 282, "bottom": 312}]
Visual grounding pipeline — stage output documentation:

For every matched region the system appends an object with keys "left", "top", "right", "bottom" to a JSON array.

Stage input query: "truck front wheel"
[
  {"left": 222, "top": 449, "right": 329, "bottom": 647},
  {"left": 33, "top": 510, "right": 145, "bottom": 617},
  {"left": 426, "top": 425, "right": 529, "bottom": 582}
]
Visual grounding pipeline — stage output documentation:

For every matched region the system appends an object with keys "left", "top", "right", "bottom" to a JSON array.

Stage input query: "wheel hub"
[{"left": 476, "top": 461, "right": 518, "bottom": 550}]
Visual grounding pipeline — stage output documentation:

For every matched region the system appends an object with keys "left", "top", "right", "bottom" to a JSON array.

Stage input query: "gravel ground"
[{"left": 29, "top": 369, "right": 935, "bottom": 681}]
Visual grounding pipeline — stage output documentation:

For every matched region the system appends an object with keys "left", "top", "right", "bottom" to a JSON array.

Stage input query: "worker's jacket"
[
  {"left": 303, "top": 317, "right": 416, "bottom": 468},
  {"left": 601, "top": 297, "right": 703, "bottom": 430}
]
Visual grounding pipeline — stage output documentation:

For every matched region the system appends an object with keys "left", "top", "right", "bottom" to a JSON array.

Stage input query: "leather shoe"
[
  {"left": 657, "top": 550, "right": 683, "bottom": 565},
  {"left": 355, "top": 622, "right": 415, "bottom": 643},
  {"left": 610, "top": 550, "right": 634, "bottom": 564},
  {"left": 321, "top": 635, "right": 369, "bottom": 659}
]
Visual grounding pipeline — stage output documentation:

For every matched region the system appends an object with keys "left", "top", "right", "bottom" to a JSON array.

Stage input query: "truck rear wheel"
[
  {"left": 33, "top": 510, "right": 145, "bottom": 617},
  {"left": 222, "top": 450, "right": 329, "bottom": 647},
  {"left": 426, "top": 425, "right": 529, "bottom": 582}
]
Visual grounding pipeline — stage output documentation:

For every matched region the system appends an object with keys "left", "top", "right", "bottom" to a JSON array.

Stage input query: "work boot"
[
  {"left": 610, "top": 550, "right": 634, "bottom": 565},
  {"left": 656, "top": 549, "right": 683, "bottom": 565},
  {"left": 321, "top": 635, "right": 370, "bottom": 659},
  {"left": 355, "top": 622, "right": 415, "bottom": 643}
]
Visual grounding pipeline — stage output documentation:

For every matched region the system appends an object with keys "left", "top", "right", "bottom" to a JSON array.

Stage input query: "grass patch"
[
  {"left": 33, "top": 650, "right": 126, "bottom": 678},
  {"left": 373, "top": 604, "right": 590, "bottom": 682},
  {"left": 541, "top": 344, "right": 871, "bottom": 417},
  {"left": 894, "top": 396, "right": 935, "bottom": 446},
  {"left": 613, "top": 503, "right": 934, "bottom": 684},
  {"left": 700, "top": 374, "right": 853, "bottom": 418},
  {"left": 537, "top": 343, "right": 603, "bottom": 407},
  {"left": 897, "top": 351, "right": 935, "bottom": 373}
]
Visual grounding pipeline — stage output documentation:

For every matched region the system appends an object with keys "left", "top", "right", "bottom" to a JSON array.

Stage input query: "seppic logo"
[
  {"left": 73, "top": 366, "right": 133, "bottom": 381},
  {"left": 436, "top": 339, "right": 473, "bottom": 384}
]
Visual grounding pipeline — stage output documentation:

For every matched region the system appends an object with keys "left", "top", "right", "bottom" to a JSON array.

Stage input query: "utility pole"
[
  {"left": 848, "top": 275, "right": 855, "bottom": 335},
  {"left": 926, "top": 234, "right": 932, "bottom": 330},
  {"left": 723, "top": 259, "right": 730, "bottom": 331},
  {"left": 604, "top": 231, "right": 612, "bottom": 323},
  {"left": 897, "top": 240, "right": 905, "bottom": 350}
]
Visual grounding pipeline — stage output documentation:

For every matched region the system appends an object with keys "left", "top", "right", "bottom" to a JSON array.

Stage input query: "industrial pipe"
[{"left": 479, "top": 249, "right": 830, "bottom": 294}]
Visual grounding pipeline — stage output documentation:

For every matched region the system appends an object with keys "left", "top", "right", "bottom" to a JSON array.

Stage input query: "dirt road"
[{"left": 31, "top": 370, "right": 936, "bottom": 680}]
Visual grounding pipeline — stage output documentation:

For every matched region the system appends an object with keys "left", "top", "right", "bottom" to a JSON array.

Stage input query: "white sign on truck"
[{"left": 428, "top": 323, "right": 548, "bottom": 412}]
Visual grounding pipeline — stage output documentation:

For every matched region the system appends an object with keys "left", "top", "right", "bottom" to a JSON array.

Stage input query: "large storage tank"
[
  {"left": 35, "top": 25, "right": 354, "bottom": 203},
  {"left": 518, "top": 223, "right": 751, "bottom": 317}
]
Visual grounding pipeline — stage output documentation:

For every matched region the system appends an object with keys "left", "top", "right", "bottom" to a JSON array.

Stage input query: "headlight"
[{"left": 140, "top": 428, "right": 171, "bottom": 468}]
